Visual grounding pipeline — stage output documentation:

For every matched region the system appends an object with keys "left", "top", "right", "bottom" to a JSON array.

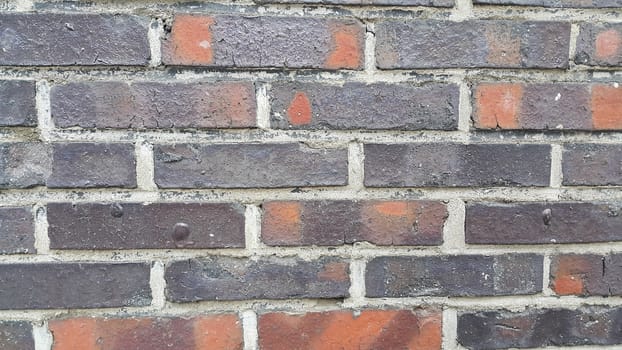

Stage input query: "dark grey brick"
[
  {"left": 0, "top": 263, "right": 151, "bottom": 309},
  {"left": 563, "top": 144, "right": 622, "bottom": 186},
  {"left": 376, "top": 20, "right": 570, "bottom": 69},
  {"left": 0, "top": 143, "right": 50, "bottom": 189},
  {"left": 575, "top": 24, "right": 622, "bottom": 66},
  {"left": 255, "top": 0, "right": 453, "bottom": 6},
  {"left": 0, "top": 321, "right": 33, "bottom": 350},
  {"left": 364, "top": 143, "right": 551, "bottom": 187},
  {"left": 550, "top": 254, "right": 622, "bottom": 296},
  {"left": 0, "top": 14, "right": 149, "bottom": 66},
  {"left": 475, "top": 0, "right": 622, "bottom": 7},
  {"left": 467, "top": 202, "right": 622, "bottom": 244},
  {"left": 154, "top": 143, "right": 347, "bottom": 189},
  {"left": 48, "top": 202, "right": 246, "bottom": 249},
  {"left": 365, "top": 254, "right": 543, "bottom": 297},
  {"left": 0, "top": 81, "right": 36, "bottom": 126},
  {"left": 0, "top": 207, "right": 34, "bottom": 254},
  {"left": 458, "top": 307, "right": 622, "bottom": 349},
  {"left": 165, "top": 256, "right": 350, "bottom": 301},
  {"left": 48, "top": 143, "right": 136, "bottom": 188},
  {"left": 269, "top": 82, "right": 459, "bottom": 130}
]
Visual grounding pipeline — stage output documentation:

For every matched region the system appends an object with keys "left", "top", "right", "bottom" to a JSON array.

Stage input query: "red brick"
[
  {"left": 576, "top": 24, "right": 622, "bottom": 66},
  {"left": 258, "top": 309, "right": 442, "bottom": 350},
  {"left": 261, "top": 200, "right": 446, "bottom": 246},
  {"left": 592, "top": 84, "right": 622, "bottom": 130},
  {"left": 550, "top": 254, "right": 622, "bottom": 296},
  {"left": 49, "top": 315, "right": 242, "bottom": 350}
]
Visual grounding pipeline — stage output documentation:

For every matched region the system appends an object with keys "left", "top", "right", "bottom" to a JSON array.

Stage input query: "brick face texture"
[{"left": 1, "top": 0, "right": 621, "bottom": 348}]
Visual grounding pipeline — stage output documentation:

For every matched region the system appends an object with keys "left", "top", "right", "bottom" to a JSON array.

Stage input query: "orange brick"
[
  {"left": 474, "top": 83, "right": 523, "bottom": 129},
  {"left": 592, "top": 84, "right": 622, "bottom": 129}
]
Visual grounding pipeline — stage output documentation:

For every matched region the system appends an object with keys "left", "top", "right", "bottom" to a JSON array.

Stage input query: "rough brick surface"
[
  {"left": 466, "top": 202, "right": 622, "bottom": 244},
  {"left": 364, "top": 143, "right": 550, "bottom": 187},
  {"left": 375, "top": 20, "right": 570, "bottom": 69},
  {"left": 550, "top": 254, "right": 622, "bottom": 296},
  {"left": 261, "top": 200, "right": 447, "bottom": 246},
  {"left": 0, "top": 14, "right": 149, "bottom": 66},
  {"left": 47, "top": 202, "right": 246, "bottom": 249},
  {"left": 269, "top": 82, "right": 459, "bottom": 130},
  {"left": 155, "top": 143, "right": 347, "bottom": 188},
  {"left": 49, "top": 315, "right": 243, "bottom": 350},
  {"left": 0, "top": 80, "right": 36, "bottom": 126},
  {"left": 473, "top": 83, "right": 622, "bottom": 130},
  {"left": 474, "top": 0, "right": 622, "bottom": 7},
  {"left": 48, "top": 143, "right": 136, "bottom": 188},
  {"left": 165, "top": 256, "right": 350, "bottom": 301},
  {"left": 0, "top": 143, "right": 50, "bottom": 189},
  {"left": 257, "top": 0, "right": 453, "bottom": 5},
  {"left": 458, "top": 307, "right": 622, "bottom": 349},
  {"left": 0, "top": 263, "right": 151, "bottom": 309},
  {"left": 162, "top": 15, "right": 364, "bottom": 70},
  {"left": 365, "top": 254, "right": 543, "bottom": 297},
  {"left": 563, "top": 144, "right": 622, "bottom": 185},
  {"left": 51, "top": 81, "right": 257, "bottom": 129},
  {"left": 576, "top": 24, "right": 622, "bottom": 66},
  {"left": 0, "top": 321, "right": 33, "bottom": 350},
  {"left": 0, "top": 207, "right": 34, "bottom": 254},
  {"left": 258, "top": 309, "right": 442, "bottom": 350}
]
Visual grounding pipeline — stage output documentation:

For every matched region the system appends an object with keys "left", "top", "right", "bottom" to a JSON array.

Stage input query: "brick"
[
  {"left": 474, "top": 0, "right": 622, "bottom": 7},
  {"left": 563, "top": 144, "right": 622, "bottom": 185},
  {"left": 48, "top": 143, "right": 136, "bottom": 188},
  {"left": 154, "top": 143, "right": 347, "bottom": 188},
  {"left": 375, "top": 20, "right": 570, "bottom": 69},
  {"left": 256, "top": 0, "right": 452, "bottom": 5},
  {"left": 165, "top": 256, "right": 349, "bottom": 301},
  {"left": 51, "top": 81, "right": 257, "bottom": 129},
  {"left": 0, "top": 14, "right": 149, "bottom": 66},
  {"left": 576, "top": 24, "right": 622, "bottom": 66},
  {"left": 0, "top": 207, "right": 34, "bottom": 254},
  {"left": 48, "top": 202, "right": 245, "bottom": 249},
  {"left": 269, "top": 82, "right": 459, "bottom": 130},
  {"left": 261, "top": 200, "right": 447, "bottom": 246},
  {"left": 364, "top": 143, "right": 550, "bottom": 187},
  {"left": 0, "top": 321, "right": 33, "bottom": 350},
  {"left": 473, "top": 83, "right": 622, "bottom": 130},
  {"left": 550, "top": 254, "right": 622, "bottom": 296},
  {"left": 365, "top": 254, "right": 542, "bottom": 297},
  {"left": 0, "top": 143, "right": 51, "bottom": 189},
  {"left": 49, "top": 315, "right": 243, "bottom": 350},
  {"left": 0, "top": 81, "right": 36, "bottom": 126},
  {"left": 258, "top": 309, "right": 442, "bottom": 350},
  {"left": 466, "top": 202, "right": 622, "bottom": 244},
  {"left": 458, "top": 307, "right": 622, "bottom": 349},
  {"left": 0, "top": 263, "right": 150, "bottom": 309},
  {"left": 162, "top": 15, "right": 364, "bottom": 70}
]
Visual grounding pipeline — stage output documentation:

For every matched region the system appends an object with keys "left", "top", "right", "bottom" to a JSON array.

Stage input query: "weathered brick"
[
  {"left": 0, "top": 14, "right": 149, "bottom": 66},
  {"left": 49, "top": 315, "right": 243, "bottom": 350},
  {"left": 466, "top": 202, "right": 622, "bottom": 244},
  {"left": 48, "top": 143, "right": 136, "bottom": 188},
  {"left": 162, "top": 15, "right": 364, "bottom": 70},
  {"left": 0, "top": 207, "right": 34, "bottom": 254},
  {"left": 48, "top": 202, "right": 245, "bottom": 249},
  {"left": 458, "top": 307, "right": 622, "bottom": 349},
  {"left": 366, "top": 254, "right": 542, "bottom": 297},
  {"left": 473, "top": 83, "right": 622, "bottom": 130},
  {"left": 165, "top": 256, "right": 349, "bottom": 301},
  {"left": 269, "top": 82, "right": 458, "bottom": 130},
  {"left": 474, "top": 0, "right": 622, "bottom": 7},
  {"left": 51, "top": 81, "right": 257, "bottom": 129},
  {"left": 576, "top": 24, "right": 622, "bottom": 66},
  {"left": 0, "top": 143, "right": 51, "bottom": 189},
  {"left": 550, "top": 254, "right": 622, "bottom": 296},
  {"left": 258, "top": 309, "right": 442, "bottom": 350},
  {"left": 563, "top": 144, "right": 622, "bottom": 185},
  {"left": 154, "top": 143, "right": 347, "bottom": 188},
  {"left": 0, "top": 321, "right": 33, "bottom": 350},
  {"left": 256, "top": 0, "right": 453, "bottom": 5},
  {"left": 261, "top": 200, "right": 447, "bottom": 246},
  {"left": 0, "top": 81, "right": 36, "bottom": 126},
  {"left": 364, "top": 143, "right": 550, "bottom": 187},
  {"left": 0, "top": 263, "right": 150, "bottom": 309},
  {"left": 376, "top": 20, "right": 570, "bottom": 69}
]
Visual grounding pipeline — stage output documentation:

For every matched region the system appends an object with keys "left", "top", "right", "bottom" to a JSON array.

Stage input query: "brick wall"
[{"left": 0, "top": 0, "right": 621, "bottom": 349}]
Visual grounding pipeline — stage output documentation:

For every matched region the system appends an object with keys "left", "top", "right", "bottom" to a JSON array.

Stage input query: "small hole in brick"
[
  {"left": 110, "top": 203, "right": 123, "bottom": 218},
  {"left": 542, "top": 208, "right": 552, "bottom": 226},
  {"left": 172, "top": 222, "right": 190, "bottom": 241}
]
